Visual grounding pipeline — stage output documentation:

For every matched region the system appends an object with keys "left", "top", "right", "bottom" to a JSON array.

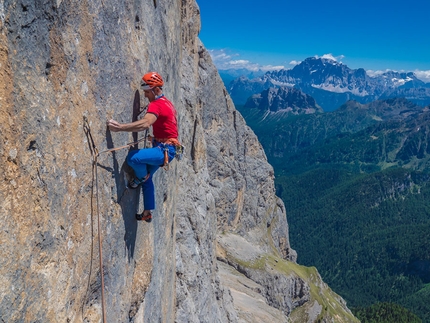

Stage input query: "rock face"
[
  {"left": 0, "top": 1, "right": 358, "bottom": 322},
  {"left": 245, "top": 87, "right": 323, "bottom": 114}
]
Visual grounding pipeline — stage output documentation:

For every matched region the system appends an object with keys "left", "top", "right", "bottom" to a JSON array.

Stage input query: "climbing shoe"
[
  {"left": 136, "top": 211, "right": 152, "bottom": 222},
  {"left": 127, "top": 174, "right": 150, "bottom": 189},
  {"left": 127, "top": 178, "right": 143, "bottom": 189}
]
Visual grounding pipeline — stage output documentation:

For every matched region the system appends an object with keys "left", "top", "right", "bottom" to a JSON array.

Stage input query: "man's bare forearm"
[{"left": 107, "top": 114, "right": 156, "bottom": 133}]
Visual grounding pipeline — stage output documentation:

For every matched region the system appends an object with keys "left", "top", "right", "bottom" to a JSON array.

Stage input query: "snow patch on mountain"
[
  {"left": 311, "top": 84, "right": 369, "bottom": 96},
  {"left": 391, "top": 76, "right": 413, "bottom": 86},
  {"left": 270, "top": 79, "right": 296, "bottom": 87}
]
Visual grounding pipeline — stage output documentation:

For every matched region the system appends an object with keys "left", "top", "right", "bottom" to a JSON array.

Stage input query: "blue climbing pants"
[{"left": 126, "top": 143, "right": 176, "bottom": 210}]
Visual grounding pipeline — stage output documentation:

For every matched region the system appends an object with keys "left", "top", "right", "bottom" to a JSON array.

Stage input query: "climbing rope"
[
  {"left": 83, "top": 116, "right": 150, "bottom": 322},
  {"left": 83, "top": 118, "right": 107, "bottom": 323},
  {"left": 93, "top": 153, "right": 107, "bottom": 323},
  {"left": 96, "top": 136, "right": 147, "bottom": 155}
]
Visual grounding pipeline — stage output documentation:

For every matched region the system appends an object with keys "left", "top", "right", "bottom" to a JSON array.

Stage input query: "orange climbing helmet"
[{"left": 141, "top": 72, "right": 164, "bottom": 90}]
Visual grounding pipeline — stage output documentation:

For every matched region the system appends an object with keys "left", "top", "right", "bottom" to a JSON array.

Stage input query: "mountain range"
[
  {"left": 239, "top": 98, "right": 427, "bottom": 164},
  {"left": 226, "top": 57, "right": 430, "bottom": 111}
]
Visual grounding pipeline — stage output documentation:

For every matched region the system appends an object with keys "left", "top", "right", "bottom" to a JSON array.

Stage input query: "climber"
[{"left": 107, "top": 72, "right": 180, "bottom": 222}]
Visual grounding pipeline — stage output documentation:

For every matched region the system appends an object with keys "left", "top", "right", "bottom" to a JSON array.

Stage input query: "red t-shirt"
[{"left": 147, "top": 96, "right": 178, "bottom": 139}]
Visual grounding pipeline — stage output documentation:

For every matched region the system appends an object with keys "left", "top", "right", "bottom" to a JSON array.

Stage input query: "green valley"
[{"left": 236, "top": 98, "right": 430, "bottom": 322}]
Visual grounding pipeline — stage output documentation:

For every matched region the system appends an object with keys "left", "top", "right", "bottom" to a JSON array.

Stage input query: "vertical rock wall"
[{"left": 1, "top": 0, "right": 184, "bottom": 321}]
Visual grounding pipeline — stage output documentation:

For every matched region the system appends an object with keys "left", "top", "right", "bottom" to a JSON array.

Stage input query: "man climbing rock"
[{"left": 107, "top": 72, "right": 180, "bottom": 222}]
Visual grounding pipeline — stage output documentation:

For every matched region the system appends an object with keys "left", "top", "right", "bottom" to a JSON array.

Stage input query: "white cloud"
[
  {"left": 261, "top": 65, "right": 284, "bottom": 71},
  {"left": 315, "top": 53, "right": 345, "bottom": 62},
  {"left": 289, "top": 60, "right": 301, "bottom": 66},
  {"left": 208, "top": 49, "right": 284, "bottom": 72},
  {"left": 413, "top": 70, "right": 430, "bottom": 83},
  {"left": 229, "top": 59, "right": 250, "bottom": 65},
  {"left": 207, "top": 49, "right": 233, "bottom": 64},
  {"left": 366, "top": 69, "right": 391, "bottom": 77}
]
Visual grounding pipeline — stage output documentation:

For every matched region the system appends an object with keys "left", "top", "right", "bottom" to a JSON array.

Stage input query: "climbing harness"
[{"left": 148, "top": 135, "right": 185, "bottom": 169}]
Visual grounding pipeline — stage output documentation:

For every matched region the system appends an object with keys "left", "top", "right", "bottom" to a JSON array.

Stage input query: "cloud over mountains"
[
  {"left": 208, "top": 49, "right": 284, "bottom": 71},
  {"left": 208, "top": 50, "right": 430, "bottom": 82}
]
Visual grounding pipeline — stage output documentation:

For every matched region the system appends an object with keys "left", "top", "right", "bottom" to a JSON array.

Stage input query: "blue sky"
[{"left": 196, "top": 0, "right": 430, "bottom": 82}]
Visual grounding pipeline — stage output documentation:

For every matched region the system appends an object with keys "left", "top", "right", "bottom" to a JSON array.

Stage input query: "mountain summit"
[
  {"left": 271, "top": 57, "right": 424, "bottom": 96},
  {"left": 229, "top": 57, "right": 430, "bottom": 110}
]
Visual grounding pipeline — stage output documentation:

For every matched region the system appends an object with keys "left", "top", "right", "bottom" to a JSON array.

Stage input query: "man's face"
[{"left": 144, "top": 89, "right": 155, "bottom": 101}]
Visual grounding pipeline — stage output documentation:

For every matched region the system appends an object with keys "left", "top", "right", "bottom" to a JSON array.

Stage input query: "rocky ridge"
[
  {"left": 0, "top": 0, "right": 357, "bottom": 322},
  {"left": 245, "top": 87, "right": 323, "bottom": 114},
  {"left": 237, "top": 98, "right": 426, "bottom": 164}
]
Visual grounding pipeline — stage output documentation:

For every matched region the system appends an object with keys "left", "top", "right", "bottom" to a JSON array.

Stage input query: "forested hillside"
[
  {"left": 276, "top": 167, "right": 430, "bottom": 321},
  {"left": 353, "top": 302, "right": 423, "bottom": 322},
  {"left": 237, "top": 99, "right": 430, "bottom": 322}
]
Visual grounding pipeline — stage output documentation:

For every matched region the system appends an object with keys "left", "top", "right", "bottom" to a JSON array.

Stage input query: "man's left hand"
[{"left": 107, "top": 119, "right": 122, "bottom": 132}]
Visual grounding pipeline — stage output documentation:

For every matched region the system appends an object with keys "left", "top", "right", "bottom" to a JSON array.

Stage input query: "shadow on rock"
[{"left": 106, "top": 128, "right": 140, "bottom": 262}]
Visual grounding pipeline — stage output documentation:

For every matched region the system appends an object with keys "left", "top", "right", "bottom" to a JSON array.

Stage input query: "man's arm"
[{"left": 107, "top": 113, "right": 157, "bottom": 132}]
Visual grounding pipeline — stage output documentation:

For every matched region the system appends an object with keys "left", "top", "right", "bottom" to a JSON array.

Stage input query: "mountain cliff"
[{"left": 0, "top": 1, "right": 357, "bottom": 322}]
